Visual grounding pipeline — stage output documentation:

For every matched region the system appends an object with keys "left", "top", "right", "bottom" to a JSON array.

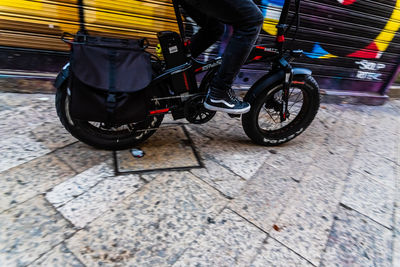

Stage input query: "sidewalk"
[{"left": 0, "top": 92, "right": 399, "bottom": 266}]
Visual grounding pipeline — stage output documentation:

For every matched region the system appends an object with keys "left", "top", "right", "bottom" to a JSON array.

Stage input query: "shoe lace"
[{"left": 227, "top": 89, "right": 240, "bottom": 103}]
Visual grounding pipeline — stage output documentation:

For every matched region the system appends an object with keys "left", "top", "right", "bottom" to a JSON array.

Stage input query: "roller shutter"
[{"left": 0, "top": 0, "right": 399, "bottom": 95}]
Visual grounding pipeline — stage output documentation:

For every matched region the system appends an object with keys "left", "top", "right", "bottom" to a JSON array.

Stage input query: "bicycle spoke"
[
  {"left": 265, "top": 109, "right": 279, "bottom": 123},
  {"left": 289, "top": 93, "right": 302, "bottom": 110},
  {"left": 258, "top": 86, "right": 305, "bottom": 132}
]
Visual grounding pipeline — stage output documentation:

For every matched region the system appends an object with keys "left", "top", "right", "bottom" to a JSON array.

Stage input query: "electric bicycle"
[{"left": 55, "top": 0, "right": 320, "bottom": 150}]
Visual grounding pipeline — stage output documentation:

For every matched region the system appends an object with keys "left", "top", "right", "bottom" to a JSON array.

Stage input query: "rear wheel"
[
  {"left": 242, "top": 75, "right": 320, "bottom": 146},
  {"left": 55, "top": 83, "right": 163, "bottom": 150}
]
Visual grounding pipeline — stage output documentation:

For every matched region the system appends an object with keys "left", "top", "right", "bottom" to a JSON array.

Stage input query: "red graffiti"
[
  {"left": 338, "top": 0, "right": 357, "bottom": 5},
  {"left": 347, "top": 42, "right": 380, "bottom": 59}
]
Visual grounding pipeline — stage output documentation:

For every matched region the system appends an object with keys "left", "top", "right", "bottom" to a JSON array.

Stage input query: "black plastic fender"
[
  {"left": 244, "top": 68, "right": 312, "bottom": 102},
  {"left": 54, "top": 62, "right": 70, "bottom": 89}
]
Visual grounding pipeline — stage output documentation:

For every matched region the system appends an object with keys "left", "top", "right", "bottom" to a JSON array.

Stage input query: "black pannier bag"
[{"left": 68, "top": 35, "right": 153, "bottom": 124}]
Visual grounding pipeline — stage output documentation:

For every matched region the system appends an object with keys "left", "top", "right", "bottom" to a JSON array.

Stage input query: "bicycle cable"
[{"left": 285, "top": 0, "right": 301, "bottom": 51}]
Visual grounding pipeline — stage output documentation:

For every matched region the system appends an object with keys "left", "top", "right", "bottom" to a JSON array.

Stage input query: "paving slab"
[
  {"left": 0, "top": 92, "right": 54, "bottom": 109},
  {"left": 0, "top": 133, "right": 51, "bottom": 173},
  {"left": 173, "top": 208, "right": 266, "bottom": 267},
  {"left": 186, "top": 121, "right": 271, "bottom": 180},
  {"left": 350, "top": 148, "right": 397, "bottom": 189},
  {"left": 229, "top": 164, "right": 299, "bottom": 232},
  {"left": 0, "top": 196, "right": 75, "bottom": 266},
  {"left": 341, "top": 170, "right": 395, "bottom": 228},
  {"left": 250, "top": 238, "right": 313, "bottom": 267},
  {"left": 30, "top": 243, "right": 84, "bottom": 267},
  {"left": 190, "top": 158, "right": 246, "bottom": 199},
  {"left": 0, "top": 92, "right": 399, "bottom": 266},
  {"left": 66, "top": 171, "right": 226, "bottom": 266},
  {"left": 0, "top": 153, "right": 75, "bottom": 212},
  {"left": 115, "top": 126, "right": 200, "bottom": 173},
  {"left": 394, "top": 157, "right": 400, "bottom": 267},
  {"left": 394, "top": 235, "right": 400, "bottom": 267},
  {"left": 320, "top": 206, "right": 393, "bottom": 267},
  {"left": 57, "top": 174, "right": 143, "bottom": 228},
  {"left": 356, "top": 108, "right": 400, "bottom": 163},
  {"left": 0, "top": 105, "right": 54, "bottom": 137},
  {"left": 30, "top": 121, "right": 77, "bottom": 150},
  {"left": 54, "top": 142, "right": 112, "bottom": 173},
  {"left": 269, "top": 166, "right": 345, "bottom": 265},
  {"left": 46, "top": 161, "right": 115, "bottom": 208},
  {"left": 261, "top": 152, "right": 314, "bottom": 183}
]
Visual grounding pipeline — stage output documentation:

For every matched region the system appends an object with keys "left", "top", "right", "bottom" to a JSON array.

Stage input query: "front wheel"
[{"left": 242, "top": 75, "right": 320, "bottom": 146}]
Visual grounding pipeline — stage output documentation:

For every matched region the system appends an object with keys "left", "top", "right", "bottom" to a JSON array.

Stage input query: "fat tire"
[
  {"left": 55, "top": 83, "right": 163, "bottom": 150},
  {"left": 242, "top": 75, "right": 320, "bottom": 146}
]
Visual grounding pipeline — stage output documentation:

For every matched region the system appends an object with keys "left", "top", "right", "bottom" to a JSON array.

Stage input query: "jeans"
[{"left": 180, "top": 0, "right": 263, "bottom": 89}]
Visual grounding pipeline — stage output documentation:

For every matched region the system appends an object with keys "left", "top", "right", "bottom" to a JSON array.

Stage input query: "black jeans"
[{"left": 180, "top": 0, "right": 263, "bottom": 89}]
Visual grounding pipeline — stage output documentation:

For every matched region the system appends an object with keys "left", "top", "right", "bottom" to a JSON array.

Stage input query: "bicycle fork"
[{"left": 279, "top": 58, "right": 293, "bottom": 122}]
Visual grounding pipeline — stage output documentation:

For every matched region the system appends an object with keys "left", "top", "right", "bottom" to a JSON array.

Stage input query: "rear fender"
[
  {"left": 244, "top": 68, "right": 312, "bottom": 102},
  {"left": 54, "top": 62, "right": 70, "bottom": 89}
]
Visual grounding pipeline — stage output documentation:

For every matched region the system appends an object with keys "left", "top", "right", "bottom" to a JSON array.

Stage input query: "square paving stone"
[
  {"left": 173, "top": 208, "right": 266, "bottom": 267},
  {"left": 394, "top": 234, "right": 400, "bottom": 267},
  {"left": 0, "top": 153, "right": 75, "bottom": 212},
  {"left": 357, "top": 126, "right": 399, "bottom": 162},
  {"left": 0, "top": 133, "right": 51, "bottom": 173},
  {"left": 0, "top": 93, "right": 53, "bottom": 109},
  {"left": 229, "top": 164, "right": 299, "bottom": 232},
  {"left": 30, "top": 243, "right": 84, "bottom": 267},
  {"left": 250, "top": 238, "right": 313, "bottom": 267},
  {"left": 46, "top": 161, "right": 115, "bottom": 208},
  {"left": 0, "top": 106, "right": 48, "bottom": 137},
  {"left": 57, "top": 174, "right": 143, "bottom": 228},
  {"left": 190, "top": 158, "right": 246, "bottom": 199},
  {"left": 260, "top": 152, "right": 314, "bottom": 183},
  {"left": 350, "top": 148, "right": 397, "bottom": 189},
  {"left": 320, "top": 206, "right": 393, "bottom": 267},
  {"left": 393, "top": 194, "right": 400, "bottom": 267},
  {"left": 31, "top": 121, "right": 77, "bottom": 150},
  {"left": 115, "top": 126, "right": 200, "bottom": 174},
  {"left": 269, "top": 167, "right": 345, "bottom": 265},
  {"left": 66, "top": 171, "right": 226, "bottom": 266},
  {"left": 185, "top": 112, "right": 248, "bottom": 142},
  {"left": 0, "top": 196, "right": 75, "bottom": 266},
  {"left": 54, "top": 142, "right": 112, "bottom": 173},
  {"left": 311, "top": 152, "right": 355, "bottom": 180},
  {"left": 186, "top": 123, "right": 271, "bottom": 180},
  {"left": 341, "top": 170, "right": 394, "bottom": 228}
]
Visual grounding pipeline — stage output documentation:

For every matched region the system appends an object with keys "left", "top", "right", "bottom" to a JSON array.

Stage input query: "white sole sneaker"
[{"left": 204, "top": 102, "right": 251, "bottom": 114}]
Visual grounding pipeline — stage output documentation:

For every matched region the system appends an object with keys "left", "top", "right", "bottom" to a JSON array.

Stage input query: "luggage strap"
[
  {"left": 77, "top": 0, "right": 87, "bottom": 34},
  {"left": 106, "top": 49, "right": 117, "bottom": 122}
]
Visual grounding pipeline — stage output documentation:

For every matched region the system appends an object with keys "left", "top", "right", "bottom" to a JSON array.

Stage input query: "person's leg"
[
  {"left": 183, "top": 0, "right": 264, "bottom": 113},
  {"left": 179, "top": 0, "right": 225, "bottom": 58},
  {"left": 184, "top": 0, "right": 263, "bottom": 87}
]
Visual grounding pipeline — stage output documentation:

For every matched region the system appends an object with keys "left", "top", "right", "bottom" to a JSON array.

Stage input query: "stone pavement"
[{"left": 0, "top": 92, "right": 399, "bottom": 267}]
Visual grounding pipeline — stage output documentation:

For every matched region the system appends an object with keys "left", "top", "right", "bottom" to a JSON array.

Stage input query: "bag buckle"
[
  {"left": 75, "top": 32, "right": 88, "bottom": 43},
  {"left": 107, "top": 94, "right": 116, "bottom": 103}
]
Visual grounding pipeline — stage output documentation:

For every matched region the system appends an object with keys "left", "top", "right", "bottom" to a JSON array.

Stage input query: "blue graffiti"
[{"left": 303, "top": 42, "right": 331, "bottom": 58}]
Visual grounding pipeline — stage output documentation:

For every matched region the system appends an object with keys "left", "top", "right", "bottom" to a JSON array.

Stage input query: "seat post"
[{"left": 171, "top": 0, "right": 186, "bottom": 40}]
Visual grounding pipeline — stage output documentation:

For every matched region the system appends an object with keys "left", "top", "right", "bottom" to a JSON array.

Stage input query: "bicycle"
[{"left": 54, "top": 0, "right": 320, "bottom": 150}]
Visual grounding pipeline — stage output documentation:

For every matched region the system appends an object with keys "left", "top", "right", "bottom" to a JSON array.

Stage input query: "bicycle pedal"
[{"left": 228, "top": 113, "right": 241, "bottom": 118}]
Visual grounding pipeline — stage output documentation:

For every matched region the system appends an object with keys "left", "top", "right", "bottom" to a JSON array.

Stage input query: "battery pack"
[{"left": 157, "top": 31, "right": 196, "bottom": 94}]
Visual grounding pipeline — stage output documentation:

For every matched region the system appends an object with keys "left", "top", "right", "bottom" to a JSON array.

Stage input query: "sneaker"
[{"left": 204, "top": 86, "right": 251, "bottom": 114}]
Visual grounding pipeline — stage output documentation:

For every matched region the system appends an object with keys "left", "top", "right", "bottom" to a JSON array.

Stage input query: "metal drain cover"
[{"left": 114, "top": 126, "right": 201, "bottom": 174}]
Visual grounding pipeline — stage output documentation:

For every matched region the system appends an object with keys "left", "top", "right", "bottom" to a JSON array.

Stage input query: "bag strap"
[
  {"left": 77, "top": 0, "right": 87, "bottom": 34},
  {"left": 106, "top": 49, "right": 117, "bottom": 122}
]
